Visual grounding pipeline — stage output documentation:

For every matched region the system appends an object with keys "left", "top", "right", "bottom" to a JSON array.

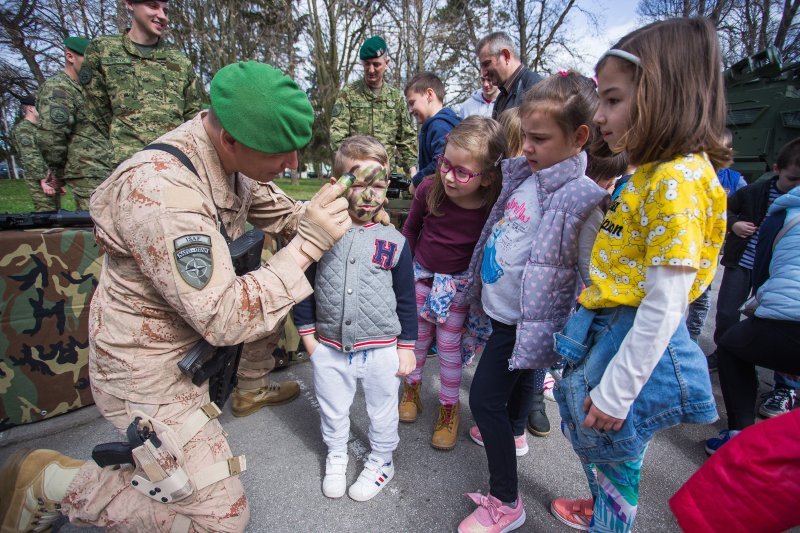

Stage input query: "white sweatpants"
[{"left": 311, "top": 343, "right": 401, "bottom": 458}]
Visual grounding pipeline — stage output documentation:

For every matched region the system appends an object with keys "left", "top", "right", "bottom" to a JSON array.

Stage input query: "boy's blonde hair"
[
  {"left": 595, "top": 17, "right": 732, "bottom": 169},
  {"left": 426, "top": 116, "right": 506, "bottom": 216},
  {"left": 498, "top": 108, "right": 523, "bottom": 158},
  {"left": 333, "top": 135, "right": 390, "bottom": 176}
]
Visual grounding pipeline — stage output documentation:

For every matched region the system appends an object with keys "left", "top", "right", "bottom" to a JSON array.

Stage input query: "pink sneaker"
[
  {"left": 469, "top": 425, "right": 529, "bottom": 457},
  {"left": 458, "top": 492, "right": 526, "bottom": 533}
]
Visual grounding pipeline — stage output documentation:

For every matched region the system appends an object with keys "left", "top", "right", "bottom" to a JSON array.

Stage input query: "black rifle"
[
  {"left": 177, "top": 227, "right": 265, "bottom": 407},
  {"left": 0, "top": 210, "right": 92, "bottom": 230}
]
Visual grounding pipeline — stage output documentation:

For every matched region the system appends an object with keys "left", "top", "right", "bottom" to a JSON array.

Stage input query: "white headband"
[{"left": 603, "top": 48, "right": 641, "bottom": 66}]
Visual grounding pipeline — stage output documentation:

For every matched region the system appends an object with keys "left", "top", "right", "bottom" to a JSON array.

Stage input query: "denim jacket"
[{"left": 553, "top": 305, "right": 718, "bottom": 464}]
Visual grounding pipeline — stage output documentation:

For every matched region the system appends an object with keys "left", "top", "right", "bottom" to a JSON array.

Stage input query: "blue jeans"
[
  {"left": 554, "top": 305, "right": 718, "bottom": 464},
  {"left": 686, "top": 287, "right": 711, "bottom": 338}
]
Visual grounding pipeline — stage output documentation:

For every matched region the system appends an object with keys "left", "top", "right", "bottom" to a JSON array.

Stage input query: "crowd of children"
[{"left": 292, "top": 16, "right": 799, "bottom": 533}]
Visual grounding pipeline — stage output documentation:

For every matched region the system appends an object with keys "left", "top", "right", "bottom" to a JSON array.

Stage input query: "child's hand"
[
  {"left": 732, "top": 221, "right": 758, "bottom": 238},
  {"left": 396, "top": 348, "right": 416, "bottom": 377},
  {"left": 301, "top": 335, "right": 319, "bottom": 357},
  {"left": 582, "top": 396, "right": 624, "bottom": 432}
]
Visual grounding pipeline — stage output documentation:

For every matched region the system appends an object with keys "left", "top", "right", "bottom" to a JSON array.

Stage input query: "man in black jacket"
[{"left": 476, "top": 32, "right": 542, "bottom": 120}]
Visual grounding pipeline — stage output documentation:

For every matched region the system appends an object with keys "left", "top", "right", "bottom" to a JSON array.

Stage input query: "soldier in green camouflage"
[
  {"left": 10, "top": 96, "right": 60, "bottom": 212},
  {"left": 36, "top": 37, "right": 112, "bottom": 211},
  {"left": 329, "top": 36, "right": 418, "bottom": 176},
  {"left": 79, "top": 0, "right": 202, "bottom": 169}
]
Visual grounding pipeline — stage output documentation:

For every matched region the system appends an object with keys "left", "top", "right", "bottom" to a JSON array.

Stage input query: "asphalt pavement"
[{"left": 0, "top": 274, "right": 783, "bottom": 532}]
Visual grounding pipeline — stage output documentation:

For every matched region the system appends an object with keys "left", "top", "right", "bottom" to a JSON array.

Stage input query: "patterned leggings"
[
  {"left": 406, "top": 280, "right": 468, "bottom": 406},
  {"left": 590, "top": 448, "right": 646, "bottom": 533}
]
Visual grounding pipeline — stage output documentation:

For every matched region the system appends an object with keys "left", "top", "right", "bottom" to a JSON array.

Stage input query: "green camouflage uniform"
[
  {"left": 330, "top": 79, "right": 417, "bottom": 172},
  {"left": 36, "top": 71, "right": 112, "bottom": 211},
  {"left": 0, "top": 227, "right": 99, "bottom": 430},
  {"left": 10, "top": 120, "right": 59, "bottom": 212},
  {"left": 79, "top": 34, "right": 202, "bottom": 168}
]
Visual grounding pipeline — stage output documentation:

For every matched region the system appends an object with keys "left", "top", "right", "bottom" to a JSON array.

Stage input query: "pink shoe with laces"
[
  {"left": 469, "top": 425, "right": 529, "bottom": 457},
  {"left": 457, "top": 492, "right": 526, "bottom": 533}
]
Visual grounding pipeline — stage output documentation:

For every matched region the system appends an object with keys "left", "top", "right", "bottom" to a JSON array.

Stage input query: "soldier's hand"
[
  {"left": 294, "top": 181, "right": 352, "bottom": 261},
  {"left": 40, "top": 179, "right": 56, "bottom": 196}
]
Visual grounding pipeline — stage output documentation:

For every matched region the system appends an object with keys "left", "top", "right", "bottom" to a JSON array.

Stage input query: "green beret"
[
  {"left": 210, "top": 62, "right": 313, "bottom": 154},
  {"left": 63, "top": 36, "right": 90, "bottom": 56},
  {"left": 359, "top": 36, "right": 387, "bottom": 61}
]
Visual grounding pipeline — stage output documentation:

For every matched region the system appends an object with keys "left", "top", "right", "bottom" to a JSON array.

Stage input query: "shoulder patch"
[
  {"left": 174, "top": 234, "right": 214, "bottom": 289},
  {"left": 78, "top": 66, "right": 92, "bottom": 85},
  {"left": 50, "top": 106, "right": 70, "bottom": 124},
  {"left": 331, "top": 103, "right": 342, "bottom": 117},
  {"left": 51, "top": 89, "right": 68, "bottom": 99},
  {"left": 19, "top": 137, "right": 33, "bottom": 147}
]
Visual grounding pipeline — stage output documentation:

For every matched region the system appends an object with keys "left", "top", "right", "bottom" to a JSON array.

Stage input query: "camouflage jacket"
[
  {"left": 11, "top": 119, "right": 47, "bottom": 182},
  {"left": 89, "top": 113, "right": 312, "bottom": 403},
  {"left": 79, "top": 33, "right": 202, "bottom": 168},
  {"left": 36, "top": 70, "right": 112, "bottom": 180},
  {"left": 329, "top": 79, "right": 417, "bottom": 172}
]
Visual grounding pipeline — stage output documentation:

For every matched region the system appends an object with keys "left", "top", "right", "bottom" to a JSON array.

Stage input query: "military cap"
[
  {"left": 19, "top": 95, "right": 36, "bottom": 106},
  {"left": 210, "top": 61, "right": 313, "bottom": 154},
  {"left": 359, "top": 36, "right": 388, "bottom": 61},
  {"left": 63, "top": 36, "right": 90, "bottom": 56}
]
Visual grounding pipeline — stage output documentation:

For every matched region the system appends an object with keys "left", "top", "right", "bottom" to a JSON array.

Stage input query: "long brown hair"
[
  {"left": 426, "top": 116, "right": 506, "bottom": 216},
  {"left": 595, "top": 17, "right": 732, "bottom": 169}
]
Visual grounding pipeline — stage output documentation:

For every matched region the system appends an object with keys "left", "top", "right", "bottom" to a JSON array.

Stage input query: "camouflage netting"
[{"left": 0, "top": 228, "right": 100, "bottom": 431}]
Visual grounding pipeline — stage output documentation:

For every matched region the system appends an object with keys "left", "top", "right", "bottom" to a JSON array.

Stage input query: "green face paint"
[{"left": 344, "top": 164, "right": 388, "bottom": 221}]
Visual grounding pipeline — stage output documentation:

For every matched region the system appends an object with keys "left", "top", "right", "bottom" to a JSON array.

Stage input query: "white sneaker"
[
  {"left": 543, "top": 371, "right": 556, "bottom": 402},
  {"left": 347, "top": 454, "right": 394, "bottom": 502},
  {"left": 322, "top": 452, "right": 348, "bottom": 498}
]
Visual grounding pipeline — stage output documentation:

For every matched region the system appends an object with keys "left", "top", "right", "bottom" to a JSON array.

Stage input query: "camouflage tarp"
[{"left": 0, "top": 228, "right": 100, "bottom": 430}]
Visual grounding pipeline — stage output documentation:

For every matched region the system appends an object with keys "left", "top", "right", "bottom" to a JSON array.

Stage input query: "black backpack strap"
[
  {"left": 143, "top": 142, "right": 232, "bottom": 243},
  {"left": 144, "top": 142, "right": 199, "bottom": 177}
]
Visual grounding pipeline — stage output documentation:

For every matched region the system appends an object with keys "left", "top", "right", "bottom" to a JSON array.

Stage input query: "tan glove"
[{"left": 295, "top": 181, "right": 351, "bottom": 261}]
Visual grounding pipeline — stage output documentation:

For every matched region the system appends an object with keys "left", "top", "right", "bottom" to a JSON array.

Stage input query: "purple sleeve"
[{"left": 401, "top": 181, "right": 428, "bottom": 255}]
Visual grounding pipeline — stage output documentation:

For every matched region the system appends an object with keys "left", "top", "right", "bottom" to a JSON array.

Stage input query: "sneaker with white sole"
[
  {"left": 469, "top": 425, "right": 529, "bottom": 457},
  {"left": 322, "top": 452, "right": 348, "bottom": 498},
  {"left": 543, "top": 372, "right": 556, "bottom": 402},
  {"left": 347, "top": 454, "right": 394, "bottom": 502},
  {"left": 758, "top": 388, "right": 796, "bottom": 418}
]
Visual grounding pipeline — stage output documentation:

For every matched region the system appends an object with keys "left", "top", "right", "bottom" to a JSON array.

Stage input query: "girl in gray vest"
[{"left": 458, "top": 72, "right": 608, "bottom": 533}]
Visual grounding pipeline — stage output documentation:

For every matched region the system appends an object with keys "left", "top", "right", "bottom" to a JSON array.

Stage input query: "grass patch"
[{"left": 0, "top": 177, "right": 325, "bottom": 214}]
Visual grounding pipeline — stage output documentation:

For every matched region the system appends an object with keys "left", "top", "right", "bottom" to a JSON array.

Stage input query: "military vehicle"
[
  {"left": 725, "top": 46, "right": 800, "bottom": 182},
  {"left": 385, "top": 171, "right": 412, "bottom": 228}
]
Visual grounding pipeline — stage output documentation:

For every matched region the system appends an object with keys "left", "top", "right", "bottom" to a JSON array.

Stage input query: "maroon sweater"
[{"left": 401, "top": 178, "right": 490, "bottom": 274}]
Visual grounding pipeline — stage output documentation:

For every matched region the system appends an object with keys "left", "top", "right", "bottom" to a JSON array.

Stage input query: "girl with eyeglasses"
[
  {"left": 458, "top": 72, "right": 608, "bottom": 532},
  {"left": 399, "top": 116, "right": 506, "bottom": 451}
]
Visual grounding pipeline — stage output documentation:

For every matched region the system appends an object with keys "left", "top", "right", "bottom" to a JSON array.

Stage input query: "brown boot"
[
  {"left": 431, "top": 403, "right": 460, "bottom": 450},
  {"left": 0, "top": 448, "right": 84, "bottom": 533},
  {"left": 398, "top": 382, "right": 422, "bottom": 423},
  {"left": 231, "top": 380, "right": 301, "bottom": 417}
]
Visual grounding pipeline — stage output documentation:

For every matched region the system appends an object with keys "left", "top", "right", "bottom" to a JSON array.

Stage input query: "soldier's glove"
[{"left": 295, "top": 182, "right": 352, "bottom": 261}]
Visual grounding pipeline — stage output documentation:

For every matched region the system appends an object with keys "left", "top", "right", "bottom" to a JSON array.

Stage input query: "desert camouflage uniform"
[
  {"left": 36, "top": 70, "right": 112, "bottom": 210},
  {"left": 11, "top": 119, "right": 59, "bottom": 212},
  {"left": 79, "top": 34, "right": 202, "bottom": 169},
  {"left": 60, "top": 113, "right": 311, "bottom": 531},
  {"left": 329, "top": 79, "right": 417, "bottom": 172}
]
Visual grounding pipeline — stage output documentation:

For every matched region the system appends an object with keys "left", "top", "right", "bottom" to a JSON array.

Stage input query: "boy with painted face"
[{"left": 293, "top": 135, "right": 417, "bottom": 502}]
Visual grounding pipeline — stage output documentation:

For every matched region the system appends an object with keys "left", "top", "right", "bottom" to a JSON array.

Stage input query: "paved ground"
[{"left": 0, "top": 274, "right": 783, "bottom": 532}]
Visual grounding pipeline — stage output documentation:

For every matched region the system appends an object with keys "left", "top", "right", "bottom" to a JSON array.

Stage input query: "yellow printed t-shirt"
[{"left": 580, "top": 153, "right": 727, "bottom": 309}]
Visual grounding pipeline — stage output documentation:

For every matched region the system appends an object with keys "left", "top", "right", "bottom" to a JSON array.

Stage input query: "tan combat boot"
[
  {"left": 0, "top": 448, "right": 84, "bottom": 533},
  {"left": 398, "top": 382, "right": 423, "bottom": 423},
  {"left": 231, "top": 379, "right": 301, "bottom": 417},
  {"left": 431, "top": 402, "right": 460, "bottom": 450}
]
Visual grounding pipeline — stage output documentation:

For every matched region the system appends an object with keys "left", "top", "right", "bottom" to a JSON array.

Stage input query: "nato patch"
[
  {"left": 174, "top": 234, "right": 213, "bottom": 289},
  {"left": 50, "top": 106, "right": 70, "bottom": 124},
  {"left": 19, "top": 137, "right": 32, "bottom": 146},
  {"left": 331, "top": 103, "right": 342, "bottom": 117},
  {"left": 78, "top": 66, "right": 92, "bottom": 85}
]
